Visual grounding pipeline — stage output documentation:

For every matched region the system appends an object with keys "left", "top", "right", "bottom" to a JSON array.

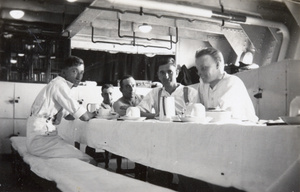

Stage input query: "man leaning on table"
[
  {"left": 26, "top": 56, "right": 97, "bottom": 164},
  {"left": 112, "top": 75, "right": 146, "bottom": 180},
  {"left": 195, "top": 47, "right": 258, "bottom": 123},
  {"left": 137, "top": 57, "right": 199, "bottom": 188},
  {"left": 178, "top": 47, "right": 258, "bottom": 192},
  {"left": 113, "top": 75, "right": 143, "bottom": 116}
]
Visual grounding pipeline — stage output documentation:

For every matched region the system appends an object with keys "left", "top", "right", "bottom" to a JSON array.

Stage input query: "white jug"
[
  {"left": 97, "top": 108, "right": 111, "bottom": 117},
  {"left": 87, "top": 103, "right": 100, "bottom": 113},
  {"left": 159, "top": 96, "right": 175, "bottom": 121}
]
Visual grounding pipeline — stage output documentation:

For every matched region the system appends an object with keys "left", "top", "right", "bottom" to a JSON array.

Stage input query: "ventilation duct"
[{"left": 107, "top": 0, "right": 290, "bottom": 61}]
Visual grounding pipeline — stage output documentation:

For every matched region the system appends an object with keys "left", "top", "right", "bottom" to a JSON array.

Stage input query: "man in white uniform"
[
  {"left": 178, "top": 47, "right": 257, "bottom": 192},
  {"left": 195, "top": 47, "right": 258, "bottom": 122},
  {"left": 26, "top": 56, "right": 96, "bottom": 163},
  {"left": 138, "top": 57, "right": 199, "bottom": 119}
]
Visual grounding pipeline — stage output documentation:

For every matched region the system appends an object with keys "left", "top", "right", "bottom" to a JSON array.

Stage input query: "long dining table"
[{"left": 57, "top": 118, "right": 300, "bottom": 192}]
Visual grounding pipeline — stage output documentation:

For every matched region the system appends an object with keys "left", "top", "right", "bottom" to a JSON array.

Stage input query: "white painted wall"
[
  {"left": 176, "top": 38, "right": 209, "bottom": 69},
  {"left": 236, "top": 59, "right": 300, "bottom": 120}
]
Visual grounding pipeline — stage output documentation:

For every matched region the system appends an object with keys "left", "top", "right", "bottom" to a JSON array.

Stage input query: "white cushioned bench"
[{"left": 10, "top": 136, "right": 175, "bottom": 192}]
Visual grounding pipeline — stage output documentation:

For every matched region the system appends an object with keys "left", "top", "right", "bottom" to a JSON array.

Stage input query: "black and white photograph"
[{"left": 0, "top": 0, "right": 299, "bottom": 191}]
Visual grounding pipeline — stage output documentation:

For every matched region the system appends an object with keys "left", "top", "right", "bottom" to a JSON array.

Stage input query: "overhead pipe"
[
  {"left": 88, "top": 6, "right": 223, "bottom": 25},
  {"left": 243, "top": 17, "right": 289, "bottom": 61},
  {"left": 117, "top": 19, "right": 178, "bottom": 44},
  {"left": 91, "top": 24, "right": 174, "bottom": 50},
  {"left": 107, "top": 0, "right": 290, "bottom": 61}
]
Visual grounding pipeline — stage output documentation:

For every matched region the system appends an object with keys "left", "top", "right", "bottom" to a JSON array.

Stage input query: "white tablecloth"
[{"left": 58, "top": 119, "right": 300, "bottom": 192}]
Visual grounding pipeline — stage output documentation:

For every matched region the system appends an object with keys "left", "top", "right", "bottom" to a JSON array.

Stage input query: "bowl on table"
[{"left": 206, "top": 110, "right": 231, "bottom": 122}]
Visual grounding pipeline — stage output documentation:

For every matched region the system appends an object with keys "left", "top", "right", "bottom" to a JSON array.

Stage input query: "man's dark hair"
[
  {"left": 101, "top": 84, "right": 114, "bottom": 92},
  {"left": 157, "top": 57, "right": 176, "bottom": 67},
  {"left": 64, "top": 56, "right": 84, "bottom": 69},
  {"left": 119, "top": 75, "right": 134, "bottom": 88}
]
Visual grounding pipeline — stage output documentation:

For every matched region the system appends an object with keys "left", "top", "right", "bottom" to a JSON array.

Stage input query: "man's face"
[
  {"left": 64, "top": 64, "right": 84, "bottom": 87},
  {"left": 157, "top": 63, "right": 178, "bottom": 86},
  {"left": 120, "top": 77, "right": 136, "bottom": 99},
  {"left": 101, "top": 87, "right": 114, "bottom": 105},
  {"left": 195, "top": 55, "right": 219, "bottom": 84}
]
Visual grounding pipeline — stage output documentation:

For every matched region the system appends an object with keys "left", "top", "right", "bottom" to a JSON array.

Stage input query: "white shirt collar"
[{"left": 57, "top": 76, "right": 74, "bottom": 88}]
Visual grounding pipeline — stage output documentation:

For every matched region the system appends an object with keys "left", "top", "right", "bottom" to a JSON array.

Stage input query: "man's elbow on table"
[
  {"left": 139, "top": 107, "right": 156, "bottom": 119},
  {"left": 80, "top": 111, "right": 96, "bottom": 121}
]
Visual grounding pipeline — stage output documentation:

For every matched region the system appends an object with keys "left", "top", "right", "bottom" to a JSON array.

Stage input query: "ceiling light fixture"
[
  {"left": 10, "top": 58, "right": 17, "bottom": 64},
  {"left": 240, "top": 51, "right": 254, "bottom": 65},
  {"left": 9, "top": 10, "right": 25, "bottom": 19},
  {"left": 67, "top": 0, "right": 77, "bottom": 2},
  {"left": 145, "top": 53, "right": 156, "bottom": 57},
  {"left": 138, "top": 23, "right": 152, "bottom": 33}
]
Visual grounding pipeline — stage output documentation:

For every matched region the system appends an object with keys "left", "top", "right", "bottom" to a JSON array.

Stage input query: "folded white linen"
[
  {"left": 10, "top": 136, "right": 175, "bottom": 192},
  {"left": 10, "top": 136, "right": 27, "bottom": 157},
  {"left": 26, "top": 156, "right": 175, "bottom": 192}
]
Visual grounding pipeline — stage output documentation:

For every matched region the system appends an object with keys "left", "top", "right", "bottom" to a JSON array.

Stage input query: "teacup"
[
  {"left": 126, "top": 107, "right": 140, "bottom": 117},
  {"left": 87, "top": 103, "right": 100, "bottom": 113},
  {"left": 185, "top": 103, "right": 206, "bottom": 118},
  {"left": 97, "top": 108, "right": 111, "bottom": 117}
]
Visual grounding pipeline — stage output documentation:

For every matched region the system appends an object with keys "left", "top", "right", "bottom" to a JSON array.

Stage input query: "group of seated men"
[{"left": 25, "top": 47, "right": 257, "bottom": 192}]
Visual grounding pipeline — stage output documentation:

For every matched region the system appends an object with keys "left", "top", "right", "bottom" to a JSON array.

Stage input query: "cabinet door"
[
  {"left": 235, "top": 70, "right": 259, "bottom": 117},
  {"left": 258, "top": 62, "right": 287, "bottom": 119},
  {"left": 14, "top": 119, "right": 27, "bottom": 136},
  {"left": 0, "top": 119, "right": 14, "bottom": 154},
  {"left": 0, "top": 82, "right": 15, "bottom": 118},
  {"left": 14, "top": 83, "right": 46, "bottom": 119},
  {"left": 287, "top": 60, "right": 300, "bottom": 108}
]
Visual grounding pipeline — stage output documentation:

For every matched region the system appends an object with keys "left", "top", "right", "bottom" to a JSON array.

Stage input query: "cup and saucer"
[
  {"left": 178, "top": 103, "right": 212, "bottom": 123},
  {"left": 118, "top": 107, "right": 146, "bottom": 121}
]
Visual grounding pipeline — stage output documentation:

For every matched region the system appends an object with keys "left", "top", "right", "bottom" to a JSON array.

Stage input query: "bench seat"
[{"left": 10, "top": 136, "right": 174, "bottom": 192}]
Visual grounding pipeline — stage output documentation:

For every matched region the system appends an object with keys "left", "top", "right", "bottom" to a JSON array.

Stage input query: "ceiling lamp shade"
[
  {"left": 240, "top": 51, "right": 254, "bottom": 65},
  {"left": 138, "top": 23, "right": 152, "bottom": 33},
  {"left": 9, "top": 10, "right": 25, "bottom": 19},
  {"left": 10, "top": 58, "right": 17, "bottom": 64}
]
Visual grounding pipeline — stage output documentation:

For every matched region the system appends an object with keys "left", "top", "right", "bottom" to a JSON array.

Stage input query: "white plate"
[
  {"left": 280, "top": 116, "right": 300, "bottom": 125},
  {"left": 179, "top": 116, "right": 212, "bottom": 123},
  {"left": 119, "top": 116, "right": 146, "bottom": 121},
  {"left": 155, "top": 116, "right": 179, "bottom": 121}
]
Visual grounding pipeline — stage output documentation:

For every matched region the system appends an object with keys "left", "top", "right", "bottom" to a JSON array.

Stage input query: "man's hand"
[{"left": 79, "top": 111, "right": 97, "bottom": 121}]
